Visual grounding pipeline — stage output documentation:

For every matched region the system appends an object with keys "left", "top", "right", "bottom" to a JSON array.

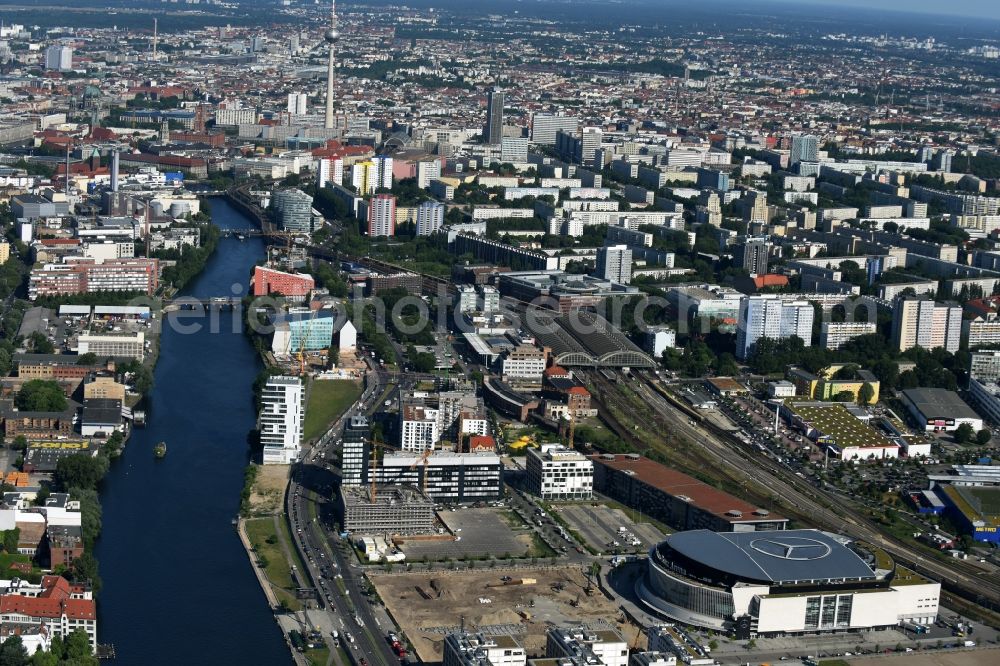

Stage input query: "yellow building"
[
  {"left": 0, "top": 242, "right": 9, "bottom": 264},
  {"left": 788, "top": 364, "right": 880, "bottom": 404},
  {"left": 83, "top": 375, "right": 127, "bottom": 402}
]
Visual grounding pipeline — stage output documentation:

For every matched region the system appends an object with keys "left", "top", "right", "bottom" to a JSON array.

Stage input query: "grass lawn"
[
  {"left": 305, "top": 647, "right": 330, "bottom": 666},
  {"left": 245, "top": 517, "right": 303, "bottom": 611},
  {"left": 528, "top": 532, "right": 556, "bottom": 558},
  {"left": 304, "top": 379, "right": 362, "bottom": 442}
]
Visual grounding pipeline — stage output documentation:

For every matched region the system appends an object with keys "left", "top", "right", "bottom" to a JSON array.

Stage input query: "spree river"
[{"left": 93, "top": 199, "right": 291, "bottom": 664}]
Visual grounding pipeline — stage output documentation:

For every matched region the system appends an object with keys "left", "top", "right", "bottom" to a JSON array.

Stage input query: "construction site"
[{"left": 370, "top": 566, "right": 642, "bottom": 663}]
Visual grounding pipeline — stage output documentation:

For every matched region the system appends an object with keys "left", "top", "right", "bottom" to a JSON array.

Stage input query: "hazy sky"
[{"left": 777, "top": 0, "right": 1000, "bottom": 20}]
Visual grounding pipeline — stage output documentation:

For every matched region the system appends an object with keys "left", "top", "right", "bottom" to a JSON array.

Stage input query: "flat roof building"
[
  {"left": 592, "top": 454, "right": 787, "bottom": 532},
  {"left": 899, "top": 388, "right": 983, "bottom": 433},
  {"left": 338, "top": 486, "right": 434, "bottom": 535},
  {"left": 526, "top": 444, "right": 593, "bottom": 501},
  {"left": 443, "top": 633, "right": 526, "bottom": 666}
]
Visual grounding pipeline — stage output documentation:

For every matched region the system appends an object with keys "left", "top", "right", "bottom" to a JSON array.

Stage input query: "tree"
[
  {"left": 15, "top": 380, "right": 68, "bottom": 412},
  {"left": 0, "top": 635, "right": 28, "bottom": 666},
  {"left": 954, "top": 423, "right": 974, "bottom": 444},
  {"left": 27, "top": 332, "right": 54, "bottom": 354},
  {"left": 55, "top": 454, "right": 109, "bottom": 491},
  {"left": 977, "top": 429, "right": 992, "bottom": 445},
  {"left": 69, "top": 552, "right": 101, "bottom": 593},
  {"left": 76, "top": 353, "right": 97, "bottom": 365},
  {"left": 62, "top": 630, "right": 96, "bottom": 662},
  {"left": 858, "top": 382, "right": 875, "bottom": 405},
  {"left": 2, "top": 527, "right": 19, "bottom": 554}
]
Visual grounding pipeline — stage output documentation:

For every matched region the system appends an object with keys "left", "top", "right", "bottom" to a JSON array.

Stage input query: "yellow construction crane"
[{"left": 297, "top": 312, "right": 315, "bottom": 375}]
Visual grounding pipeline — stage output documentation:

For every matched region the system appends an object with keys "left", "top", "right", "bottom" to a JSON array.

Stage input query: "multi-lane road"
[{"left": 285, "top": 367, "right": 403, "bottom": 666}]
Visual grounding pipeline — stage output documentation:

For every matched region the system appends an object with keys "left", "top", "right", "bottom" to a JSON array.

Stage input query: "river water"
[{"left": 93, "top": 199, "right": 292, "bottom": 664}]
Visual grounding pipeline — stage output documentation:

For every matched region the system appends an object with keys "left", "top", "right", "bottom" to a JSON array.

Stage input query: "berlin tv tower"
[{"left": 324, "top": 0, "right": 339, "bottom": 130}]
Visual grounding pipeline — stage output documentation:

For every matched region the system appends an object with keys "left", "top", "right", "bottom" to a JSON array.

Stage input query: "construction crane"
[
  {"left": 387, "top": 447, "right": 432, "bottom": 493},
  {"left": 297, "top": 312, "right": 315, "bottom": 375}
]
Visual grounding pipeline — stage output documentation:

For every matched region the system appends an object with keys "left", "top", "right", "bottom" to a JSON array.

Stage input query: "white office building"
[
  {"left": 531, "top": 113, "right": 579, "bottom": 145},
  {"left": 971, "top": 350, "right": 1000, "bottom": 382},
  {"left": 547, "top": 627, "right": 628, "bottom": 666},
  {"left": 736, "top": 296, "right": 813, "bottom": 359},
  {"left": 596, "top": 244, "right": 632, "bottom": 284},
  {"left": 526, "top": 444, "right": 593, "bottom": 501},
  {"left": 444, "top": 632, "right": 526, "bottom": 666},
  {"left": 259, "top": 376, "right": 304, "bottom": 464}
]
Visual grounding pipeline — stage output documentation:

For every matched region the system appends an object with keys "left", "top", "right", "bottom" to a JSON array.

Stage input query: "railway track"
[{"left": 583, "top": 368, "right": 1000, "bottom": 620}]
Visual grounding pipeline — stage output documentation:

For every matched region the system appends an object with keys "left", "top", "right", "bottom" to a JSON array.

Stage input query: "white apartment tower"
[
  {"left": 286, "top": 92, "right": 308, "bottom": 115},
  {"left": 596, "top": 244, "right": 632, "bottom": 284},
  {"left": 259, "top": 376, "right": 304, "bottom": 465},
  {"left": 317, "top": 157, "right": 344, "bottom": 188},
  {"left": 45, "top": 45, "right": 72, "bottom": 71},
  {"left": 736, "top": 296, "right": 814, "bottom": 359},
  {"left": 891, "top": 298, "right": 962, "bottom": 354},
  {"left": 416, "top": 201, "right": 445, "bottom": 236}
]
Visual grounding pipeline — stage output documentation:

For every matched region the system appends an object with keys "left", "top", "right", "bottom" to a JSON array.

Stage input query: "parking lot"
[
  {"left": 557, "top": 504, "right": 665, "bottom": 554},
  {"left": 399, "top": 508, "right": 532, "bottom": 560}
]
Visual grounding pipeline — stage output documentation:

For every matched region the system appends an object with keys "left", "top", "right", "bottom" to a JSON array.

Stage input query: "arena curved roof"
[{"left": 663, "top": 529, "right": 878, "bottom": 584}]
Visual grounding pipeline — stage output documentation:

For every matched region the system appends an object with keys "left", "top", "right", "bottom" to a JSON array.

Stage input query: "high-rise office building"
[
  {"left": 44, "top": 45, "right": 72, "bottom": 71},
  {"left": 415, "top": 201, "right": 445, "bottom": 236},
  {"left": 500, "top": 137, "right": 528, "bottom": 163},
  {"left": 530, "top": 113, "right": 579, "bottom": 145},
  {"left": 271, "top": 188, "right": 314, "bottom": 233},
  {"left": 596, "top": 244, "right": 632, "bottom": 284},
  {"left": 286, "top": 92, "right": 308, "bottom": 115},
  {"left": 734, "top": 237, "right": 770, "bottom": 275},
  {"left": 736, "top": 296, "right": 813, "bottom": 359},
  {"left": 367, "top": 194, "right": 396, "bottom": 237},
  {"left": 789, "top": 134, "right": 818, "bottom": 166},
  {"left": 259, "top": 376, "right": 304, "bottom": 465},
  {"left": 484, "top": 88, "right": 504, "bottom": 145},
  {"left": 891, "top": 298, "right": 962, "bottom": 354}
]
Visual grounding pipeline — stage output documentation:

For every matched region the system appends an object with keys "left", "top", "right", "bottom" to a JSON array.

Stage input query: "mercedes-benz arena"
[{"left": 637, "top": 529, "right": 939, "bottom": 637}]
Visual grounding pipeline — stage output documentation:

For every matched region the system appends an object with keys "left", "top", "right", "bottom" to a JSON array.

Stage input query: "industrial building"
[
  {"left": 338, "top": 486, "right": 435, "bottom": 535},
  {"left": 899, "top": 388, "right": 984, "bottom": 433},
  {"left": 638, "top": 529, "right": 940, "bottom": 636},
  {"left": 592, "top": 454, "right": 787, "bottom": 532},
  {"left": 937, "top": 484, "right": 1000, "bottom": 544}
]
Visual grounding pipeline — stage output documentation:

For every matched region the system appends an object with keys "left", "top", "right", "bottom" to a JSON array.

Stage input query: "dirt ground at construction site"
[{"left": 370, "top": 566, "right": 642, "bottom": 662}]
